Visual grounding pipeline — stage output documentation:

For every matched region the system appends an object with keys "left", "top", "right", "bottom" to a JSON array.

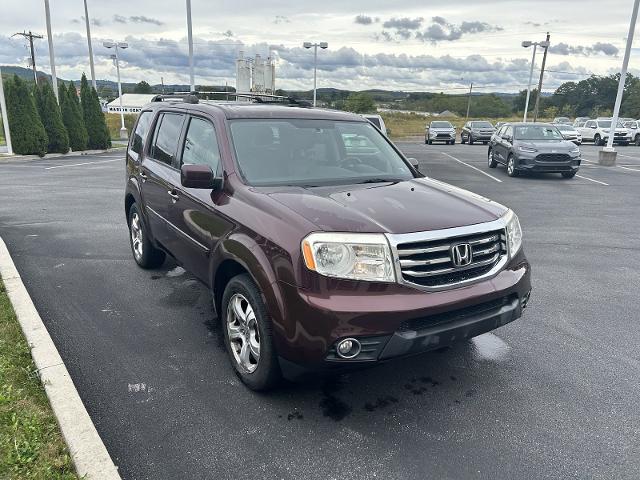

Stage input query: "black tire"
[
  {"left": 424, "top": 136, "right": 428, "bottom": 144},
  {"left": 594, "top": 134, "right": 602, "bottom": 146},
  {"left": 451, "top": 139, "right": 455, "bottom": 145},
  {"left": 507, "top": 155, "right": 519, "bottom": 177},
  {"left": 562, "top": 171, "right": 577, "bottom": 179},
  {"left": 428, "top": 139, "right": 432, "bottom": 145},
  {"left": 483, "top": 141, "right": 488, "bottom": 145},
  {"left": 128, "top": 203, "right": 165, "bottom": 269},
  {"left": 221, "top": 274, "right": 281, "bottom": 391},
  {"left": 635, "top": 135, "right": 640, "bottom": 146},
  {"left": 488, "top": 149, "right": 498, "bottom": 168},
  {"left": 461, "top": 135, "right": 466, "bottom": 144},
  {"left": 468, "top": 136, "right": 474, "bottom": 145}
]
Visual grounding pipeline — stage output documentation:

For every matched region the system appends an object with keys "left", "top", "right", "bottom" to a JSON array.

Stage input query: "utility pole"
[
  {"left": 186, "top": 0, "right": 195, "bottom": 92},
  {"left": 0, "top": 66, "right": 14, "bottom": 155},
  {"left": 532, "top": 32, "right": 550, "bottom": 122},
  {"left": 12, "top": 31, "right": 43, "bottom": 84},
  {"left": 43, "top": 0, "right": 59, "bottom": 102},
  {"left": 465, "top": 83, "right": 473, "bottom": 120},
  {"left": 83, "top": 0, "right": 97, "bottom": 92}
]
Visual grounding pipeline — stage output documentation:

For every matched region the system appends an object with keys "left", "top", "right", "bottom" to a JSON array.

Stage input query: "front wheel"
[
  {"left": 468, "top": 136, "right": 474, "bottom": 145},
  {"left": 488, "top": 149, "right": 498, "bottom": 168},
  {"left": 461, "top": 135, "right": 466, "bottom": 144},
  {"left": 562, "top": 171, "right": 577, "bottom": 179},
  {"left": 221, "top": 274, "right": 281, "bottom": 391},
  {"left": 507, "top": 155, "right": 519, "bottom": 177},
  {"left": 128, "top": 204, "right": 165, "bottom": 268},
  {"left": 594, "top": 134, "right": 602, "bottom": 146},
  {"left": 635, "top": 135, "right": 640, "bottom": 146}
]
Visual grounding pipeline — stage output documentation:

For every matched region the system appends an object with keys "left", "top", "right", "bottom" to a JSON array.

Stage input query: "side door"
[
  {"left": 140, "top": 111, "right": 186, "bottom": 250},
  {"left": 462, "top": 122, "right": 470, "bottom": 141},
  {"left": 581, "top": 120, "right": 595, "bottom": 140},
  {"left": 493, "top": 125, "right": 507, "bottom": 162},
  {"left": 167, "top": 115, "right": 232, "bottom": 284}
]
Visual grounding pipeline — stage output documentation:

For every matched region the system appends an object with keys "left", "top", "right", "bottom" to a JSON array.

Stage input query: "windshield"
[
  {"left": 556, "top": 125, "right": 575, "bottom": 131},
  {"left": 229, "top": 119, "right": 414, "bottom": 187},
  {"left": 431, "top": 122, "right": 452, "bottom": 128},
  {"left": 597, "top": 121, "right": 624, "bottom": 128},
  {"left": 471, "top": 122, "right": 493, "bottom": 128},
  {"left": 514, "top": 125, "right": 563, "bottom": 140}
]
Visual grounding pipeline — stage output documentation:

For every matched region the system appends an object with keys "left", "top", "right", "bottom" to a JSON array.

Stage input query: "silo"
[
  {"left": 252, "top": 54, "right": 265, "bottom": 93},
  {"left": 236, "top": 51, "right": 251, "bottom": 93},
  {"left": 265, "top": 56, "right": 276, "bottom": 94}
]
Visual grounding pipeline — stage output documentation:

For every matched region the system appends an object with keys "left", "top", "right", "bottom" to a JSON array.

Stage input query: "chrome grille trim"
[{"left": 386, "top": 216, "right": 510, "bottom": 291}]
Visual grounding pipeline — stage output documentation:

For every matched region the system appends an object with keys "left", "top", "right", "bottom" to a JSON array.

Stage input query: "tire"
[
  {"left": 635, "top": 135, "right": 640, "bottom": 146},
  {"left": 424, "top": 136, "right": 428, "bottom": 144},
  {"left": 461, "top": 135, "right": 466, "bottom": 144},
  {"left": 562, "top": 171, "right": 577, "bottom": 179},
  {"left": 594, "top": 134, "right": 602, "bottom": 146},
  {"left": 507, "top": 155, "right": 519, "bottom": 177},
  {"left": 128, "top": 203, "right": 165, "bottom": 269},
  {"left": 488, "top": 149, "right": 498, "bottom": 168},
  {"left": 621, "top": 142, "right": 629, "bottom": 147},
  {"left": 451, "top": 140, "right": 455, "bottom": 145},
  {"left": 468, "top": 136, "right": 474, "bottom": 145},
  {"left": 221, "top": 274, "right": 281, "bottom": 391},
  {"left": 428, "top": 139, "right": 433, "bottom": 145},
  {"left": 483, "top": 141, "right": 488, "bottom": 145}
]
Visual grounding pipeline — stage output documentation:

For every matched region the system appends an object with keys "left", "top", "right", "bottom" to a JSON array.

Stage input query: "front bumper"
[
  {"left": 428, "top": 132, "right": 456, "bottom": 142},
  {"left": 273, "top": 251, "right": 531, "bottom": 376},
  {"left": 604, "top": 136, "right": 631, "bottom": 144},
  {"left": 516, "top": 153, "right": 581, "bottom": 173}
]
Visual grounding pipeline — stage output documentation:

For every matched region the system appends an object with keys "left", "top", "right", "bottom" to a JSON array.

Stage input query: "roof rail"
[{"left": 150, "top": 91, "right": 311, "bottom": 107}]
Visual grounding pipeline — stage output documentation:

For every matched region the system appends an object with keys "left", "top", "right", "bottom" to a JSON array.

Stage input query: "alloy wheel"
[
  {"left": 130, "top": 212, "right": 144, "bottom": 261},
  {"left": 226, "top": 293, "right": 260, "bottom": 373},
  {"left": 507, "top": 157, "right": 515, "bottom": 176}
]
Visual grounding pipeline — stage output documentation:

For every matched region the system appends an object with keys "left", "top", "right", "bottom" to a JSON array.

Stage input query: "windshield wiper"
[{"left": 356, "top": 178, "right": 401, "bottom": 184}]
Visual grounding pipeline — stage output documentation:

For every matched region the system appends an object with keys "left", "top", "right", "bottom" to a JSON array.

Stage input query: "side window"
[
  {"left": 505, "top": 126, "right": 514, "bottom": 139},
  {"left": 150, "top": 113, "right": 185, "bottom": 166},
  {"left": 497, "top": 126, "right": 506, "bottom": 137},
  {"left": 586, "top": 121, "right": 594, "bottom": 128},
  {"left": 130, "top": 111, "right": 153, "bottom": 158},
  {"left": 181, "top": 117, "right": 221, "bottom": 172}
]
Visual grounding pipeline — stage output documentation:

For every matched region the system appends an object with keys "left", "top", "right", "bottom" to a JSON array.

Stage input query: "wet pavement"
[{"left": 0, "top": 143, "right": 638, "bottom": 479}]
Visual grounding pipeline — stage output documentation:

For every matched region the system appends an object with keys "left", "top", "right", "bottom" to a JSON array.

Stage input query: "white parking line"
[
  {"left": 45, "top": 159, "right": 121, "bottom": 170},
  {"left": 440, "top": 152, "right": 502, "bottom": 183},
  {"left": 619, "top": 165, "right": 640, "bottom": 172},
  {"left": 575, "top": 174, "right": 609, "bottom": 186}
]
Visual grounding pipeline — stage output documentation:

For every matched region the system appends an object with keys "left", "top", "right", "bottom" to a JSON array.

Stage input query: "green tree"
[
  {"left": 62, "top": 81, "right": 88, "bottom": 151},
  {"left": 344, "top": 92, "right": 377, "bottom": 113},
  {"left": 35, "top": 81, "right": 69, "bottom": 154},
  {"left": 5, "top": 75, "right": 48, "bottom": 156},
  {"left": 133, "top": 80, "right": 152, "bottom": 94},
  {"left": 80, "top": 73, "right": 111, "bottom": 149}
]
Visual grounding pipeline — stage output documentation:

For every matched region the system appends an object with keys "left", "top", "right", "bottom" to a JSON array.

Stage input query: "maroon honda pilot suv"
[{"left": 125, "top": 94, "right": 531, "bottom": 390}]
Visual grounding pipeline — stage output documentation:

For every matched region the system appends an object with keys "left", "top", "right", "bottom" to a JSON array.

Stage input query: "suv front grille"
[
  {"left": 536, "top": 153, "right": 570, "bottom": 162},
  {"left": 395, "top": 229, "right": 507, "bottom": 288}
]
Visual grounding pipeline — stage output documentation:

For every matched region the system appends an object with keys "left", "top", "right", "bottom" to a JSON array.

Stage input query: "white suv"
[
  {"left": 578, "top": 119, "right": 631, "bottom": 146},
  {"left": 425, "top": 121, "right": 456, "bottom": 145},
  {"left": 623, "top": 120, "right": 640, "bottom": 146}
]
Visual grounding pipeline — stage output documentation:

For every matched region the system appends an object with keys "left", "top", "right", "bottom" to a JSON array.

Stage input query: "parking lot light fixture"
[
  {"left": 103, "top": 41, "right": 129, "bottom": 139},
  {"left": 303, "top": 41, "right": 328, "bottom": 107}
]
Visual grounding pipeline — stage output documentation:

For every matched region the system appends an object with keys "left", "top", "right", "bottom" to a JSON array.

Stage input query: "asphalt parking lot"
[{"left": 0, "top": 141, "right": 639, "bottom": 479}]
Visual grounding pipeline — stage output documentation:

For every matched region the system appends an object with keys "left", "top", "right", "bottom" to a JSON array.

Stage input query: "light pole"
[
  {"left": 601, "top": 0, "right": 640, "bottom": 166},
  {"left": 186, "top": 0, "right": 195, "bottom": 92},
  {"left": 103, "top": 41, "right": 129, "bottom": 139},
  {"left": 303, "top": 41, "right": 328, "bottom": 107},
  {"left": 44, "top": 0, "right": 59, "bottom": 101},
  {"left": 521, "top": 39, "right": 549, "bottom": 122},
  {"left": 0, "top": 66, "right": 13, "bottom": 155},
  {"left": 83, "top": 0, "right": 97, "bottom": 92}
]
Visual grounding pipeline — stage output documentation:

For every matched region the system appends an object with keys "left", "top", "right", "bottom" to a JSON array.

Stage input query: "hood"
[
  {"left": 430, "top": 127, "right": 455, "bottom": 132},
  {"left": 516, "top": 139, "right": 576, "bottom": 152},
  {"left": 263, "top": 178, "right": 506, "bottom": 234}
]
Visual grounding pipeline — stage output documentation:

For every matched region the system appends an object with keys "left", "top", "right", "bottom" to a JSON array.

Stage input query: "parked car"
[
  {"left": 555, "top": 124, "right": 582, "bottom": 145},
  {"left": 573, "top": 117, "right": 590, "bottom": 126},
  {"left": 425, "top": 121, "right": 456, "bottom": 145},
  {"left": 461, "top": 120, "right": 495, "bottom": 145},
  {"left": 125, "top": 95, "right": 531, "bottom": 390},
  {"left": 552, "top": 116, "right": 572, "bottom": 125},
  {"left": 488, "top": 122, "right": 581, "bottom": 178},
  {"left": 623, "top": 120, "right": 640, "bottom": 145},
  {"left": 578, "top": 119, "right": 631, "bottom": 146},
  {"left": 362, "top": 114, "right": 387, "bottom": 136}
]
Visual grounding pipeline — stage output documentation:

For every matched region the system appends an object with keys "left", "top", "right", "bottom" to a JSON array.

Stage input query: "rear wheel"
[
  {"left": 468, "top": 136, "right": 474, "bottom": 145},
  {"left": 562, "top": 171, "right": 577, "bottom": 179},
  {"left": 488, "top": 149, "right": 498, "bottom": 168},
  {"left": 221, "top": 274, "right": 281, "bottom": 391},
  {"left": 635, "top": 134, "right": 640, "bottom": 146},
  {"left": 461, "top": 135, "right": 466, "bottom": 144},
  {"left": 594, "top": 134, "right": 602, "bottom": 146},
  {"left": 128, "top": 203, "right": 165, "bottom": 269},
  {"left": 507, "top": 155, "right": 519, "bottom": 177}
]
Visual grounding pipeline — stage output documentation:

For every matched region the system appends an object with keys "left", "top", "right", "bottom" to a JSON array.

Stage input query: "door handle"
[
  {"left": 168, "top": 190, "right": 179, "bottom": 202},
  {"left": 139, "top": 171, "right": 148, "bottom": 181}
]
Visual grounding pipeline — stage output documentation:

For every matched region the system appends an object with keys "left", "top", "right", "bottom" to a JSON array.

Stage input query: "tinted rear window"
[
  {"left": 150, "top": 113, "right": 185, "bottom": 165},
  {"left": 130, "top": 111, "right": 153, "bottom": 157}
]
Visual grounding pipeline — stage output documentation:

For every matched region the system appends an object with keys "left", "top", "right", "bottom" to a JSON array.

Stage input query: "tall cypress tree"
[
  {"left": 5, "top": 75, "right": 48, "bottom": 156},
  {"left": 63, "top": 81, "right": 88, "bottom": 151},
  {"left": 80, "top": 73, "right": 111, "bottom": 149},
  {"left": 35, "top": 81, "right": 69, "bottom": 154}
]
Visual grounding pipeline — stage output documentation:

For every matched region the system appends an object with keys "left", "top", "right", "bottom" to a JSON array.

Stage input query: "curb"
[
  {"left": 0, "top": 146, "right": 126, "bottom": 161},
  {"left": 0, "top": 236, "right": 121, "bottom": 480}
]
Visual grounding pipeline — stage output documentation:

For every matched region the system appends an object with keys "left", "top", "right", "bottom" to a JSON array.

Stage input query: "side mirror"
[
  {"left": 408, "top": 157, "right": 420, "bottom": 171},
  {"left": 181, "top": 164, "right": 220, "bottom": 189},
  {"left": 591, "top": 125, "right": 597, "bottom": 129},
  {"left": 502, "top": 135, "right": 513, "bottom": 143}
]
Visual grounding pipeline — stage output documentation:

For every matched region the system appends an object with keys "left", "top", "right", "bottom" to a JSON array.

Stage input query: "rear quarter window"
[{"left": 130, "top": 111, "right": 153, "bottom": 159}]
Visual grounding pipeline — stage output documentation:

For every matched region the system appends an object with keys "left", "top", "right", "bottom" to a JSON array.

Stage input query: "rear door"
[
  {"left": 168, "top": 114, "right": 232, "bottom": 283},
  {"left": 140, "top": 111, "right": 186, "bottom": 250}
]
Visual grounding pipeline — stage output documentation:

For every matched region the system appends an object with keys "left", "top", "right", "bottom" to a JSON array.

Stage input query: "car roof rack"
[{"left": 150, "top": 91, "right": 312, "bottom": 108}]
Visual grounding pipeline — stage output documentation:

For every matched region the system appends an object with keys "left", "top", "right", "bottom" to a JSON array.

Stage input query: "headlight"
[
  {"left": 518, "top": 146, "right": 537, "bottom": 153},
  {"left": 301, "top": 232, "right": 395, "bottom": 282},
  {"left": 504, "top": 210, "right": 523, "bottom": 257},
  {"left": 570, "top": 147, "right": 580, "bottom": 154}
]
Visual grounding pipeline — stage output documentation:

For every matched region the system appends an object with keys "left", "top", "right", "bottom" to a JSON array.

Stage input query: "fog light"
[{"left": 336, "top": 338, "right": 361, "bottom": 359}]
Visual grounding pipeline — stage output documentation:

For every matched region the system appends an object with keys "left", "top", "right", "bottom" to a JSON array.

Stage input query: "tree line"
[{"left": 4, "top": 73, "right": 111, "bottom": 156}]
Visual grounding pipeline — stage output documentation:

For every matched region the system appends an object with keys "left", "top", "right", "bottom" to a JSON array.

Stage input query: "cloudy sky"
[{"left": 1, "top": 0, "right": 638, "bottom": 93}]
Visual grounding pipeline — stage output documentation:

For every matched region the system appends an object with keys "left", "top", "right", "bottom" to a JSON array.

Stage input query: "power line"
[{"left": 11, "top": 31, "right": 43, "bottom": 83}]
